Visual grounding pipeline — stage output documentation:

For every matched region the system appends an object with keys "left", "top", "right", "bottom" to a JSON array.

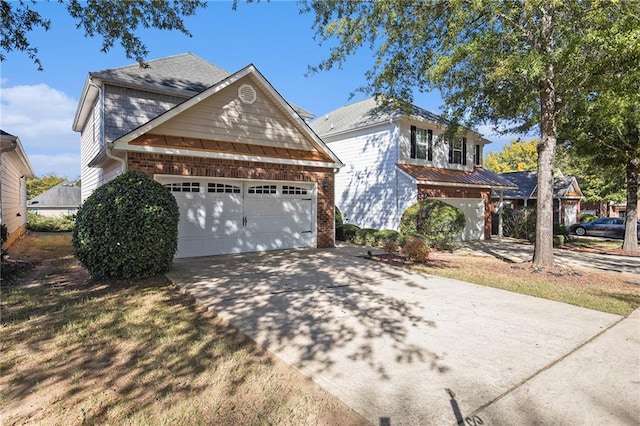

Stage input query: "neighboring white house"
[
  {"left": 27, "top": 181, "right": 81, "bottom": 217},
  {"left": 310, "top": 98, "right": 516, "bottom": 240},
  {"left": 72, "top": 53, "right": 342, "bottom": 258},
  {"left": 1, "top": 130, "right": 35, "bottom": 248}
]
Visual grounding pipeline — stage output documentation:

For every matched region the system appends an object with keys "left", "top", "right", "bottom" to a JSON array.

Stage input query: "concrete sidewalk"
[
  {"left": 457, "top": 238, "right": 640, "bottom": 275},
  {"left": 166, "top": 245, "right": 639, "bottom": 425}
]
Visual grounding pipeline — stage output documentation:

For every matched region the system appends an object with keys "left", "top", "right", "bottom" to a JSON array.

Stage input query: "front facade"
[
  {"left": 1, "top": 130, "right": 35, "bottom": 248},
  {"left": 492, "top": 171, "right": 584, "bottom": 227},
  {"left": 73, "top": 54, "right": 341, "bottom": 258},
  {"left": 310, "top": 98, "right": 516, "bottom": 240}
]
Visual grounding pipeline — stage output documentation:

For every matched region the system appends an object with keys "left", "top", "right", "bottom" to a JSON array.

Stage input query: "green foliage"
[
  {"left": 1, "top": 224, "right": 7, "bottom": 244},
  {"left": 579, "top": 214, "right": 598, "bottom": 223},
  {"left": 400, "top": 235, "right": 429, "bottom": 262},
  {"left": 553, "top": 223, "right": 569, "bottom": 237},
  {"left": 400, "top": 200, "right": 465, "bottom": 250},
  {"left": 72, "top": 171, "right": 179, "bottom": 280},
  {"left": 502, "top": 207, "right": 536, "bottom": 241},
  {"left": 374, "top": 229, "right": 400, "bottom": 244},
  {"left": 553, "top": 235, "right": 565, "bottom": 247},
  {"left": 1, "top": 0, "right": 207, "bottom": 69},
  {"left": 26, "top": 174, "right": 65, "bottom": 200},
  {"left": 27, "top": 212, "right": 75, "bottom": 232},
  {"left": 354, "top": 228, "right": 378, "bottom": 246},
  {"left": 336, "top": 223, "right": 360, "bottom": 242},
  {"left": 484, "top": 140, "right": 538, "bottom": 173},
  {"left": 335, "top": 206, "right": 343, "bottom": 227},
  {"left": 382, "top": 239, "right": 399, "bottom": 255}
]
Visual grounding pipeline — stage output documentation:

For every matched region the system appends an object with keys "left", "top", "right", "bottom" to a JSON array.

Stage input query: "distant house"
[
  {"left": 1, "top": 130, "right": 35, "bottom": 248},
  {"left": 581, "top": 200, "right": 640, "bottom": 220},
  {"left": 309, "top": 97, "right": 516, "bottom": 240},
  {"left": 27, "top": 181, "right": 81, "bottom": 217},
  {"left": 492, "top": 171, "right": 583, "bottom": 227}
]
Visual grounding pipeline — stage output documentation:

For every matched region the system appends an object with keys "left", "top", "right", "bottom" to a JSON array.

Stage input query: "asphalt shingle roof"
[
  {"left": 310, "top": 97, "right": 443, "bottom": 136},
  {"left": 28, "top": 181, "right": 81, "bottom": 208},
  {"left": 492, "top": 171, "right": 581, "bottom": 199}
]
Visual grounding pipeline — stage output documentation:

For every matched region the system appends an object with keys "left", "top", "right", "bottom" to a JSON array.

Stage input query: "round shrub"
[
  {"left": 336, "top": 223, "right": 360, "bottom": 242},
  {"left": 400, "top": 235, "right": 430, "bottom": 262},
  {"left": 373, "top": 229, "right": 400, "bottom": 245},
  {"left": 355, "top": 228, "right": 379, "bottom": 245},
  {"left": 73, "top": 171, "right": 179, "bottom": 280},
  {"left": 579, "top": 214, "right": 597, "bottom": 223},
  {"left": 400, "top": 199, "right": 465, "bottom": 250}
]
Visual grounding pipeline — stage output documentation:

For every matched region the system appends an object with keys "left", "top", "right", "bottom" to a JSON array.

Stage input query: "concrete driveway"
[{"left": 166, "top": 244, "right": 639, "bottom": 425}]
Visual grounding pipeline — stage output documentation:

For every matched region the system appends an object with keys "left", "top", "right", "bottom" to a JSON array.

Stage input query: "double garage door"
[{"left": 157, "top": 177, "right": 316, "bottom": 258}]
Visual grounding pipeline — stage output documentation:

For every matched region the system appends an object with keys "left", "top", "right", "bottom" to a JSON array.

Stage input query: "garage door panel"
[{"left": 161, "top": 178, "right": 316, "bottom": 258}]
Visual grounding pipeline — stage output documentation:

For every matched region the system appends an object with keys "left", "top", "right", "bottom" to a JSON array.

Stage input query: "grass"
[
  {"left": 414, "top": 253, "right": 640, "bottom": 317},
  {"left": 0, "top": 233, "right": 367, "bottom": 426},
  {"left": 562, "top": 237, "right": 624, "bottom": 251}
]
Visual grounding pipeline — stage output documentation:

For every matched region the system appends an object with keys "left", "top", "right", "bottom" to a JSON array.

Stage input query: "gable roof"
[
  {"left": 112, "top": 64, "right": 342, "bottom": 169},
  {"left": 310, "top": 97, "right": 451, "bottom": 138},
  {"left": 398, "top": 164, "right": 518, "bottom": 190},
  {"left": 27, "top": 181, "right": 81, "bottom": 208},
  {"left": 493, "top": 171, "right": 583, "bottom": 199},
  {"left": 0, "top": 129, "right": 35, "bottom": 178},
  {"left": 74, "top": 53, "right": 312, "bottom": 131}
]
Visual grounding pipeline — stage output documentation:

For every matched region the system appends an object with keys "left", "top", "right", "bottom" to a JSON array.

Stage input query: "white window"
[
  {"left": 248, "top": 185, "right": 277, "bottom": 195},
  {"left": 208, "top": 183, "right": 241, "bottom": 194},
  {"left": 282, "top": 185, "right": 308, "bottom": 195},
  {"left": 165, "top": 182, "right": 200, "bottom": 193}
]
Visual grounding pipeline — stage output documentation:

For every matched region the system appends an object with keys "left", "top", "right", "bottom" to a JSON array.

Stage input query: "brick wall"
[
  {"left": 127, "top": 152, "right": 335, "bottom": 248},
  {"left": 418, "top": 184, "right": 492, "bottom": 239}
]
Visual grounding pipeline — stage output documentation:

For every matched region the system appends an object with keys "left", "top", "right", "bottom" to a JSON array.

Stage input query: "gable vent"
[{"left": 238, "top": 84, "right": 257, "bottom": 104}]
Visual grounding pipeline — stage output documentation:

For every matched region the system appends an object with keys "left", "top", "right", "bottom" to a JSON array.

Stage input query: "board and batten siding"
[
  {"left": 103, "top": 85, "right": 184, "bottom": 143},
  {"left": 151, "top": 79, "right": 315, "bottom": 151},
  {"left": 326, "top": 124, "right": 403, "bottom": 230},
  {"left": 1, "top": 153, "right": 28, "bottom": 244}
]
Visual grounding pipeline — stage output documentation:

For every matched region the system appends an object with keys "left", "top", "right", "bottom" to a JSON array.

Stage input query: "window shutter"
[
  {"left": 410, "top": 126, "right": 417, "bottom": 159},
  {"left": 427, "top": 129, "right": 433, "bottom": 161},
  {"left": 462, "top": 138, "right": 467, "bottom": 165},
  {"left": 475, "top": 144, "right": 481, "bottom": 166},
  {"left": 448, "top": 141, "right": 453, "bottom": 163}
]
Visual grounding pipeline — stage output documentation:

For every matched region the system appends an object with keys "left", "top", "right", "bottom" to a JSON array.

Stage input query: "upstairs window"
[
  {"left": 448, "top": 138, "right": 467, "bottom": 165},
  {"left": 410, "top": 126, "right": 433, "bottom": 161},
  {"left": 474, "top": 144, "right": 481, "bottom": 166}
]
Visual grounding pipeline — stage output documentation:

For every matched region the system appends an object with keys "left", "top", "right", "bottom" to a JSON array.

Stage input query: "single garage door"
[
  {"left": 429, "top": 197, "right": 485, "bottom": 241},
  {"left": 158, "top": 177, "right": 316, "bottom": 258}
]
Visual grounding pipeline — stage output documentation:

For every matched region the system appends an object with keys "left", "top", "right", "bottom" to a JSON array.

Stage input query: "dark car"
[{"left": 569, "top": 217, "right": 640, "bottom": 239}]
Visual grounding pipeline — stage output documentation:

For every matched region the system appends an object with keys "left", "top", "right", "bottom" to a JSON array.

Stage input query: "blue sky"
[{"left": 0, "top": 0, "right": 518, "bottom": 178}]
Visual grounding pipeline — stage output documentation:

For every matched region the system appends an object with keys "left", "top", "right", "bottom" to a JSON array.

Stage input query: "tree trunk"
[
  {"left": 533, "top": 6, "right": 557, "bottom": 268},
  {"left": 622, "top": 145, "right": 639, "bottom": 252}
]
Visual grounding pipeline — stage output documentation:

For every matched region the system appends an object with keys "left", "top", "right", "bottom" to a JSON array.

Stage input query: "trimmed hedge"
[
  {"left": 400, "top": 199, "right": 465, "bottom": 250},
  {"left": 72, "top": 171, "right": 179, "bottom": 280},
  {"left": 27, "top": 212, "right": 75, "bottom": 232},
  {"left": 336, "top": 223, "right": 360, "bottom": 242},
  {"left": 579, "top": 214, "right": 598, "bottom": 223}
]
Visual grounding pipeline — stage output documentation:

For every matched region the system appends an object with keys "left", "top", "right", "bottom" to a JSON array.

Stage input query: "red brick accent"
[
  {"left": 417, "top": 184, "right": 492, "bottom": 239},
  {"left": 127, "top": 152, "right": 335, "bottom": 248}
]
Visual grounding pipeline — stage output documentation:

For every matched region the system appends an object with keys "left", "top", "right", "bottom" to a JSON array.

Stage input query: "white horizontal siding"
[
  {"left": 398, "top": 119, "right": 486, "bottom": 171},
  {"left": 1, "top": 153, "right": 28, "bottom": 241},
  {"left": 152, "top": 79, "right": 314, "bottom": 150},
  {"left": 80, "top": 97, "right": 103, "bottom": 202},
  {"left": 327, "top": 124, "right": 401, "bottom": 230}
]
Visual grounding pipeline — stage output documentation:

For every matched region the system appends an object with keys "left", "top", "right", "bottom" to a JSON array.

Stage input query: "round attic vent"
[{"left": 238, "top": 84, "right": 257, "bottom": 104}]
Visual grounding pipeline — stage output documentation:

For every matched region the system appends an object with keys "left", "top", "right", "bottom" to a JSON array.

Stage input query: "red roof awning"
[{"left": 397, "top": 164, "right": 518, "bottom": 189}]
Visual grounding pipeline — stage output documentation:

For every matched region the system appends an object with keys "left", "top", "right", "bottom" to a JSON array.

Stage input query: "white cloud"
[
  {"left": 29, "top": 153, "right": 81, "bottom": 179},
  {"left": 0, "top": 83, "right": 80, "bottom": 177}
]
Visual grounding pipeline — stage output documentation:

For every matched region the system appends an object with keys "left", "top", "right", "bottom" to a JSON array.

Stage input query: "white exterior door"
[
  {"left": 157, "top": 177, "right": 316, "bottom": 258},
  {"left": 431, "top": 198, "right": 485, "bottom": 241}
]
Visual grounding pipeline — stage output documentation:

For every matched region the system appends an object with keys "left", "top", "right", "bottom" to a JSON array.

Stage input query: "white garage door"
[
  {"left": 430, "top": 198, "right": 485, "bottom": 241},
  {"left": 158, "top": 177, "right": 316, "bottom": 258}
]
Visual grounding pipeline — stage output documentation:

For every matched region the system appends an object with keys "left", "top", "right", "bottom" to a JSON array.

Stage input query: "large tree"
[
  {"left": 1, "top": 0, "right": 206, "bottom": 69},
  {"left": 303, "top": 1, "right": 629, "bottom": 267},
  {"left": 559, "top": 9, "right": 639, "bottom": 252},
  {"left": 484, "top": 139, "right": 538, "bottom": 173}
]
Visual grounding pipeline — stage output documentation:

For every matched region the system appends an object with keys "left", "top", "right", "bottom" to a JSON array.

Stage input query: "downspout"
[
  {"left": 106, "top": 142, "right": 127, "bottom": 172},
  {"left": 498, "top": 189, "right": 504, "bottom": 238}
]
